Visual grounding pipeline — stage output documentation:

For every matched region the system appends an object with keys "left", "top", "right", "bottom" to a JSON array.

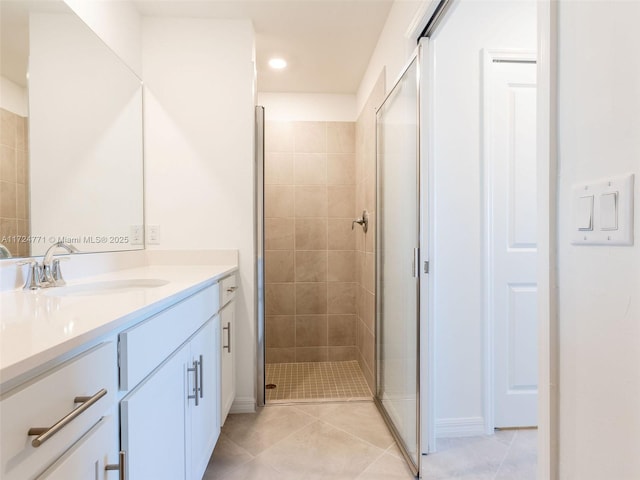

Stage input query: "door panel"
[
  {"left": 376, "top": 55, "right": 420, "bottom": 474},
  {"left": 487, "top": 58, "right": 538, "bottom": 428},
  {"left": 121, "top": 346, "right": 188, "bottom": 480}
]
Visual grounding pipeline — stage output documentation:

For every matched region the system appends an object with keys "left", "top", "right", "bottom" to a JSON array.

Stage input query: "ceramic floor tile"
[
  {"left": 221, "top": 405, "right": 316, "bottom": 455},
  {"left": 422, "top": 436, "right": 510, "bottom": 479},
  {"left": 302, "top": 401, "right": 396, "bottom": 450},
  {"left": 495, "top": 429, "right": 537, "bottom": 480},
  {"left": 204, "top": 434, "right": 253, "bottom": 479},
  {"left": 355, "top": 452, "right": 415, "bottom": 479},
  {"left": 259, "top": 420, "right": 385, "bottom": 480},
  {"left": 266, "top": 360, "right": 371, "bottom": 401},
  {"left": 215, "top": 456, "right": 289, "bottom": 480},
  {"left": 204, "top": 404, "right": 537, "bottom": 480}
]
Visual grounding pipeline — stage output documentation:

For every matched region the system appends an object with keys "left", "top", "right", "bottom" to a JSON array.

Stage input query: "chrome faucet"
[
  {"left": 42, "top": 242, "right": 78, "bottom": 286},
  {"left": 17, "top": 242, "right": 79, "bottom": 290}
]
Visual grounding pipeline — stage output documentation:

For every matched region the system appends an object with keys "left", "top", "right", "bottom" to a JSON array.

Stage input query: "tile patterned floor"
[
  {"left": 203, "top": 402, "right": 537, "bottom": 480},
  {"left": 204, "top": 402, "right": 412, "bottom": 480},
  {"left": 423, "top": 429, "right": 537, "bottom": 480},
  {"left": 265, "top": 361, "right": 372, "bottom": 402}
]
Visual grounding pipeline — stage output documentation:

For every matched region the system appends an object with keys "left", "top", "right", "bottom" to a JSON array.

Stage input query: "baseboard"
[
  {"left": 435, "top": 417, "right": 485, "bottom": 438},
  {"left": 230, "top": 396, "right": 256, "bottom": 414}
]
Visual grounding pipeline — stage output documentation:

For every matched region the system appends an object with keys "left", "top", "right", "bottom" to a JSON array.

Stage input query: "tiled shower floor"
[{"left": 265, "top": 360, "right": 372, "bottom": 402}]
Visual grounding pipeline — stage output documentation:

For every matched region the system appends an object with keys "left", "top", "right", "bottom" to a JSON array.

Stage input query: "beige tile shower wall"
[
  {"left": 265, "top": 120, "right": 357, "bottom": 363},
  {"left": 354, "top": 72, "right": 385, "bottom": 392},
  {"left": 0, "top": 108, "right": 30, "bottom": 257}
]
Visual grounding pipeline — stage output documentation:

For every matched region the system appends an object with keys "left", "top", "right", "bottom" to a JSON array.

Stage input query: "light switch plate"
[
  {"left": 147, "top": 225, "right": 160, "bottom": 245},
  {"left": 130, "top": 225, "right": 143, "bottom": 245},
  {"left": 571, "top": 174, "right": 634, "bottom": 245}
]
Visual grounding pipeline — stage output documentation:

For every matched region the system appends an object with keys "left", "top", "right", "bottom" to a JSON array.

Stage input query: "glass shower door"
[{"left": 375, "top": 56, "right": 420, "bottom": 475}]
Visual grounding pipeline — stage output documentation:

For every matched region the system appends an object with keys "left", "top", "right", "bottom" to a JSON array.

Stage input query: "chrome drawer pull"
[
  {"left": 198, "top": 354, "right": 204, "bottom": 399},
  {"left": 187, "top": 360, "right": 199, "bottom": 406},
  {"left": 105, "top": 450, "right": 127, "bottom": 480},
  {"left": 223, "top": 322, "right": 231, "bottom": 353},
  {"left": 27, "top": 388, "right": 107, "bottom": 447}
]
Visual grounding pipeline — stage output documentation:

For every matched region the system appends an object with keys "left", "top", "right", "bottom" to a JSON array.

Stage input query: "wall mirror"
[{"left": 0, "top": 0, "right": 144, "bottom": 259}]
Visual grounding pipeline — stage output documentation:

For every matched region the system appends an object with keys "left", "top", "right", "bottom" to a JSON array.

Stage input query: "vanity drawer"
[
  {"left": 0, "top": 342, "right": 117, "bottom": 480},
  {"left": 36, "top": 415, "right": 118, "bottom": 479},
  {"left": 119, "top": 284, "right": 219, "bottom": 390},
  {"left": 220, "top": 274, "right": 238, "bottom": 307}
]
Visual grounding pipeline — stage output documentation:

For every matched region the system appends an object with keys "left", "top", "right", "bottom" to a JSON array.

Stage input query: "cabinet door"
[
  {"left": 220, "top": 303, "right": 235, "bottom": 424},
  {"left": 121, "top": 345, "right": 188, "bottom": 480},
  {"left": 187, "top": 317, "right": 220, "bottom": 480},
  {"left": 37, "top": 415, "right": 117, "bottom": 480}
]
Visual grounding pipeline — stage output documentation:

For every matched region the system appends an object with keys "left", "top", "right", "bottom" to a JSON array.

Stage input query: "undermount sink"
[{"left": 43, "top": 278, "right": 170, "bottom": 297}]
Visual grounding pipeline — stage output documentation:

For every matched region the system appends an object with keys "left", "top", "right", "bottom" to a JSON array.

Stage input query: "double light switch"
[{"left": 572, "top": 174, "right": 634, "bottom": 245}]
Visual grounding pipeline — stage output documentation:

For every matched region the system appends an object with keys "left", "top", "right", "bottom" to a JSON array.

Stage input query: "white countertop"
[{"left": 0, "top": 264, "right": 236, "bottom": 390}]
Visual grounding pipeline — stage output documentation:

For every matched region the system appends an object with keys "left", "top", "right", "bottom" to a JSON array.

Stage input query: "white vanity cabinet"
[
  {"left": 0, "top": 342, "right": 118, "bottom": 480},
  {"left": 0, "top": 265, "right": 238, "bottom": 480},
  {"left": 119, "top": 284, "right": 221, "bottom": 480},
  {"left": 219, "top": 273, "right": 237, "bottom": 424}
]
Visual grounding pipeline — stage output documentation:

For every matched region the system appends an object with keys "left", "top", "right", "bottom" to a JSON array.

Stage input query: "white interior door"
[{"left": 486, "top": 53, "right": 538, "bottom": 428}]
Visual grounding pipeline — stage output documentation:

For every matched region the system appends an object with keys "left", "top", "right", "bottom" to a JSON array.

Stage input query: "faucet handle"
[
  {"left": 17, "top": 259, "right": 43, "bottom": 291},
  {"left": 51, "top": 257, "right": 70, "bottom": 286}
]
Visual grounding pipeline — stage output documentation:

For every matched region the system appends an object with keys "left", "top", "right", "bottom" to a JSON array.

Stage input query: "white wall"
[
  {"left": 0, "top": 76, "right": 27, "bottom": 116},
  {"left": 142, "top": 17, "right": 257, "bottom": 411},
  {"left": 258, "top": 92, "right": 356, "bottom": 122},
  {"left": 557, "top": 2, "right": 640, "bottom": 478},
  {"left": 356, "top": 0, "right": 426, "bottom": 115},
  {"left": 429, "top": 0, "right": 536, "bottom": 435},
  {"left": 63, "top": 0, "right": 142, "bottom": 77},
  {"left": 29, "top": 12, "right": 143, "bottom": 255}
]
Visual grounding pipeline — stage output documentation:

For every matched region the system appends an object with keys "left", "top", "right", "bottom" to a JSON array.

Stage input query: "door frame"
[
  {"left": 481, "top": 48, "right": 537, "bottom": 435},
  {"left": 534, "top": 2, "right": 558, "bottom": 477}
]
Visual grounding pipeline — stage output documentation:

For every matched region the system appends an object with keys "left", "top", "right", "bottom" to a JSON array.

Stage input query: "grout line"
[
  {"left": 213, "top": 434, "right": 256, "bottom": 480},
  {"left": 492, "top": 429, "right": 517, "bottom": 480}
]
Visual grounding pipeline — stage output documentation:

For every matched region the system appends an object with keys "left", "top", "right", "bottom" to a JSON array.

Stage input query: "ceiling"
[{"left": 133, "top": 0, "right": 394, "bottom": 94}]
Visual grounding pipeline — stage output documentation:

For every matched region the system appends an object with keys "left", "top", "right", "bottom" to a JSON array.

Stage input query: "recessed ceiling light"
[{"left": 268, "top": 58, "right": 287, "bottom": 70}]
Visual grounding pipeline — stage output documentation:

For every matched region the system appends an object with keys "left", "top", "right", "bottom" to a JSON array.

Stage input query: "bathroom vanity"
[{"left": 0, "top": 263, "right": 238, "bottom": 480}]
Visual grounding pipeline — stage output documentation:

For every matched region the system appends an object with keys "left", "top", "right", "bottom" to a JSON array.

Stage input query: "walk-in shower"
[{"left": 256, "top": 107, "right": 374, "bottom": 404}]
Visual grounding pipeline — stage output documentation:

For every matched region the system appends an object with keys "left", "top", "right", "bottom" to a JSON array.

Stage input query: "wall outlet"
[
  {"left": 130, "top": 225, "right": 143, "bottom": 245},
  {"left": 147, "top": 225, "right": 161, "bottom": 245}
]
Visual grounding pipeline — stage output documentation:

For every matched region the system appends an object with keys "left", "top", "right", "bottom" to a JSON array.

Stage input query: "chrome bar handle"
[
  {"left": 105, "top": 450, "right": 126, "bottom": 480},
  {"left": 27, "top": 389, "right": 107, "bottom": 447},
  {"left": 198, "top": 355, "right": 204, "bottom": 399},
  {"left": 223, "top": 322, "right": 231, "bottom": 353},
  {"left": 187, "top": 360, "right": 199, "bottom": 406}
]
